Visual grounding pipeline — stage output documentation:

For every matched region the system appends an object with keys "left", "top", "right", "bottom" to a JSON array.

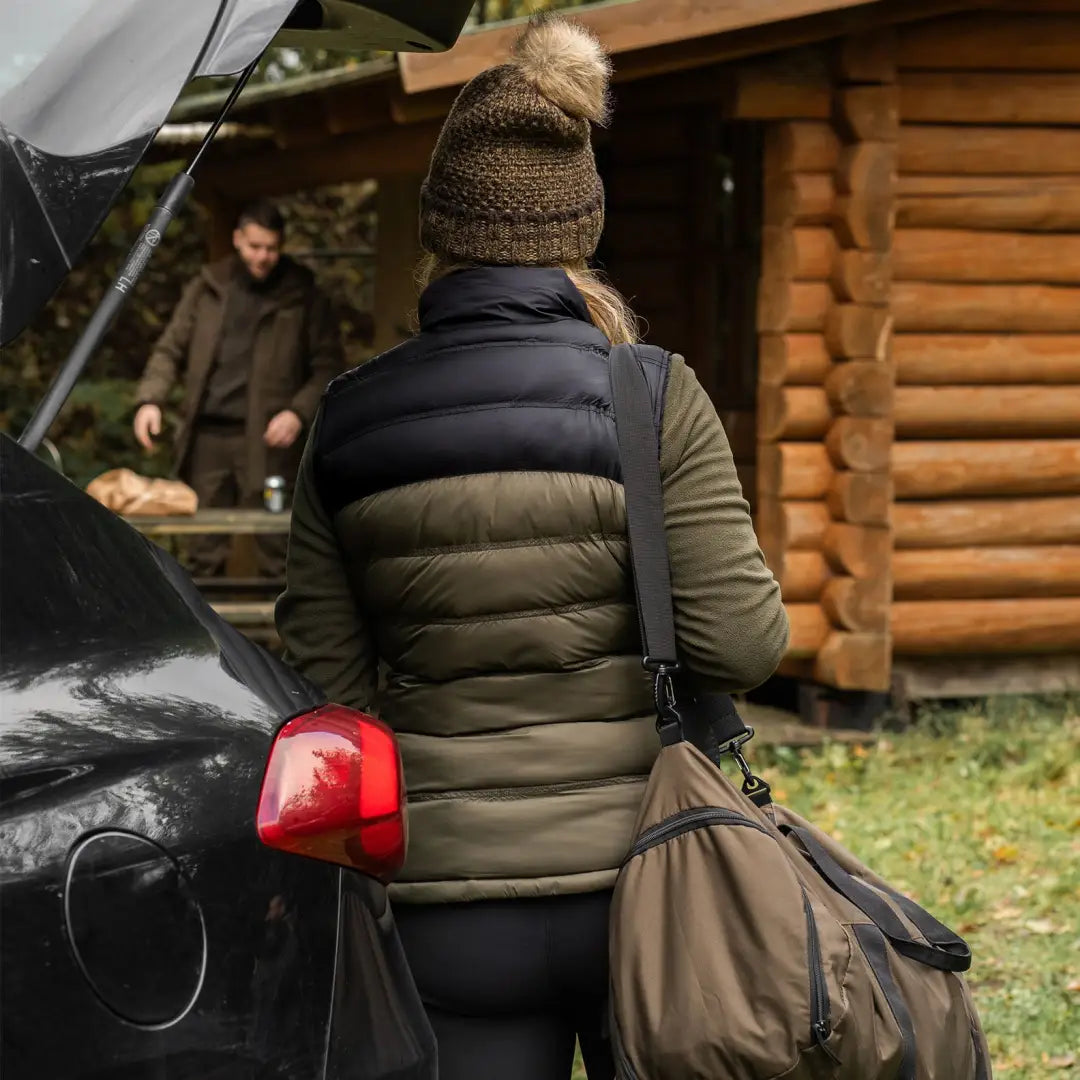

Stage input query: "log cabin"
[{"left": 167, "top": 0, "right": 1080, "bottom": 709}]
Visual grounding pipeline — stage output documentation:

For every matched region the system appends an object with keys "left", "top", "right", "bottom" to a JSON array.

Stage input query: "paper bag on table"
[{"left": 87, "top": 468, "right": 199, "bottom": 516}]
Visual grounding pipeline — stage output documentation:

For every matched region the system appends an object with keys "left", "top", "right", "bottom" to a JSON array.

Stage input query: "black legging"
[{"left": 394, "top": 891, "right": 615, "bottom": 1080}]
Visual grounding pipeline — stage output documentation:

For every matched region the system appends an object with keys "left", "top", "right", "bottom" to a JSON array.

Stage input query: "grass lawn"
[{"left": 574, "top": 695, "right": 1079, "bottom": 1079}]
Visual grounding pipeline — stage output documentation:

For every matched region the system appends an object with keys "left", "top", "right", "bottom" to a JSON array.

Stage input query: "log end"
[{"left": 813, "top": 631, "right": 891, "bottom": 691}]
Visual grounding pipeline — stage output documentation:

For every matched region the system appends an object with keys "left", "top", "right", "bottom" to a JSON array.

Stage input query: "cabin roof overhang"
[{"left": 163, "top": 0, "right": 985, "bottom": 189}]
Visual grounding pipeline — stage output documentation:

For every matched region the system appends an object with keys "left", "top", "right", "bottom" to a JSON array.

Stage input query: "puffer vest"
[{"left": 314, "top": 267, "right": 669, "bottom": 903}]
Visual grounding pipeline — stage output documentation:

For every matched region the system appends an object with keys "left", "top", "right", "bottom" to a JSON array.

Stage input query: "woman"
[{"left": 276, "top": 14, "right": 788, "bottom": 1080}]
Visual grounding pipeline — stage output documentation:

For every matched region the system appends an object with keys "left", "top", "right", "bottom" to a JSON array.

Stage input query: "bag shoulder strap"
[
  {"left": 608, "top": 344, "right": 678, "bottom": 671},
  {"left": 610, "top": 345, "right": 761, "bottom": 786}
]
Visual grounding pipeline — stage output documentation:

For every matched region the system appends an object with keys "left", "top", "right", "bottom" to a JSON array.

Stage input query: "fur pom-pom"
[{"left": 510, "top": 12, "right": 612, "bottom": 124}]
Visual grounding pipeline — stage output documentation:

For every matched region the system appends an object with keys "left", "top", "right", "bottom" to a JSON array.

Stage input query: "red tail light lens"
[{"left": 256, "top": 705, "right": 406, "bottom": 883}]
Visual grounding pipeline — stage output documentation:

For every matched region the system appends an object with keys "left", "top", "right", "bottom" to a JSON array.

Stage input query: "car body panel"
[{"left": 0, "top": 437, "right": 436, "bottom": 1079}]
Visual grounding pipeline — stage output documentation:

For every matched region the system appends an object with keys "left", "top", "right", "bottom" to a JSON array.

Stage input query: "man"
[{"left": 133, "top": 200, "right": 343, "bottom": 577}]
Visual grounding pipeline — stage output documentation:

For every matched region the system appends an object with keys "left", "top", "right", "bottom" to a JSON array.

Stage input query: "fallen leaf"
[
  {"left": 1023, "top": 918, "right": 1058, "bottom": 935},
  {"left": 1067, "top": 979, "right": 1080, "bottom": 993},
  {"left": 992, "top": 844, "right": 1020, "bottom": 864},
  {"left": 1044, "top": 1053, "right": 1076, "bottom": 1069}
]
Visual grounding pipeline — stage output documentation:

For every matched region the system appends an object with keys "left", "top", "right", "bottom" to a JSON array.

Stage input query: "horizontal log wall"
[
  {"left": 755, "top": 32, "right": 897, "bottom": 692},
  {"left": 890, "top": 10, "right": 1080, "bottom": 659}
]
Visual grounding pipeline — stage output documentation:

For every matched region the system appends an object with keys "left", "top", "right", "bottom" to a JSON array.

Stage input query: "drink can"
[{"left": 264, "top": 475, "right": 287, "bottom": 513}]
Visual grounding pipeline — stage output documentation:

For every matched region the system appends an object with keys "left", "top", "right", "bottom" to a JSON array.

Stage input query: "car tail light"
[{"left": 256, "top": 705, "right": 406, "bottom": 883}]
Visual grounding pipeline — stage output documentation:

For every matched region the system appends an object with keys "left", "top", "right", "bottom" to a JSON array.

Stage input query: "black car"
[{"left": 0, "top": 4, "right": 471, "bottom": 1077}]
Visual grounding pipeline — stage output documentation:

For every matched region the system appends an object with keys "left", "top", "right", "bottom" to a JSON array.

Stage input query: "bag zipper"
[
  {"left": 408, "top": 775, "right": 642, "bottom": 804},
  {"left": 625, "top": 805, "right": 770, "bottom": 862},
  {"left": 803, "top": 889, "right": 840, "bottom": 1065}
]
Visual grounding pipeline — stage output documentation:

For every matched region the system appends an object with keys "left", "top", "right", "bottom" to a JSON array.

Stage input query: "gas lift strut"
[{"left": 18, "top": 58, "right": 261, "bottom": 454}]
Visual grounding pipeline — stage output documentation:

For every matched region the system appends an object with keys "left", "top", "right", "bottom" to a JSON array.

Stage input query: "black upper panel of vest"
[{"left": 314, "top": 266, "right": 669, "bottom": 516}]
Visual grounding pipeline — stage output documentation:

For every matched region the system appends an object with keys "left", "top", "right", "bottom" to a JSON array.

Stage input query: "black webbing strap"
[
  {"left": 609, "top": 344, "right": 679, "bottom": 671},
  {"left": 609, "top": 345, "right": 760, "bottom": 785},
  {"left": 782, "top": 825, "right": 972, "bottom": 973}
]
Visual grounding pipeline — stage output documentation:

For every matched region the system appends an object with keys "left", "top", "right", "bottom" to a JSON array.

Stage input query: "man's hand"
[
  {"left": 264, "top": 409, "right": 303, "bottom": 449},
  {"left": 134, "top": 404, "right": 163, "bottom": 450}
]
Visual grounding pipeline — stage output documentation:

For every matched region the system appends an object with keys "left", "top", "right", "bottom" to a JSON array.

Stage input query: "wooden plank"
[
  {"left": 894, "top": 334, "right": 1080, "bottom": 384},
  {"left": 899, "top": 125, "right": 1080, "bottom": 175},
  {"left": 896, "top": 175, "right": 1080, "bottom": 231},
  {"left": 901, "top": 72, "right": 1080, "bottom": 125},
  {"left": 211, "top": 601, "right": 276, "bottom": 626},
  {"left": 759, "top": 333, "right": 833, "bottom": 386},
  {"left": 825, "top": 417, "right": 894, "bottom": 472},
  {"left": 893, "top": 441, "right": 1080, "bottom": 498},
  {"left": 756, "top": 279, "right": 832, "bottom": 333},
  {"left": 836, "top": 85, "right": 900, "bottom": 142},
  {"left": 730, "top": 64, "right": 831, "bottom": 119},
  {"left": 898, "top": 13, "right": 1080, "bottom": 70},
  {"left": 823, "top": 575, "right": 891, "bottom": 631},
  {"left": 894, "top": 282, "right": 1080, "bottom": 332},
  {"left": 828, "top": 471, "right": 893, "bottom": 526},
  {"left": 763, "top": 172, "right": 836, "bottom": 227},
  {"left": 893, "top": 545, "right": 1080, "bottom": 599},
  {"left": 834, "top": 142, "right": 897, "bottom": 251},
  {"left": 781, "top": 550, "right": 831, "bottom": 601},
  {"left": 895, "top": 228, "right": 1080, "bottom": 284},
  {"left": 825, "top": 304, "right": 892, "bottom": 359},
  {"left": 758, "top": 385, "right": 833, "bottom": 441},
  {"left": 824, "top": 522, "right": 892, "bottom": 577},
  {"left": 826, "top": 361, "right": 894, "bottom": 417},
  {"left": 897, "top": 229, "right": 1073, "bottom": 286},
  {"left": 837, "top": 27, "right": 898, "bottom": 83},
  {"left": 398, "top": 0, "right": 878, "bottom": 95},
  {"left": 756, "top": 499, "right": 831, "bottom": 564},
  {"left": 814, "top": 631, "right": 891, "bottom": 691},
  {"left": 127, "top": 508, "right": 291, "bottom": 536},
  {"left": 786, "top": 602, "right": 832, "bottom": 658},
  {"left": 764, "top": 122, "right": 840, "bottom": 174},
  {"left": 892, "top": 655, "right": 1080, "bottom": 701},
  {"left": 892, "top": 597, "right": 1080, "bottom": 654},
  {"left": 895, "top": 385, "right": 1080, "bottom": 438},
  {"left": 762, "top": 226, "right": 836, "bottom": 281},
  {"left": 758, "top": 370, "right": 895, "bottom": 441},
  {"left": 759, "top": 443, "right": 834, "bottom": 499},
  {"left": 893, "top": 497, "right": 1080, "bottom": 547},
  {"left": 831, "top": 249, "right": 891, "bottom": 304}
]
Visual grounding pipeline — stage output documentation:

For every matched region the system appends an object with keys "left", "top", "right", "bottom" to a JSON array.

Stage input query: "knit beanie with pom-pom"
[{"left": 419, "top": 12, "right": 611, "bottom": 266}]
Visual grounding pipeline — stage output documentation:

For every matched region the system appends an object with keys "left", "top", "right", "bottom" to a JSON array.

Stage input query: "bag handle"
[
  {"left": 609, "top": 345, "right": 763, "bottom": 796},
  {"left": 781, "top": 824, "right": 972, "bottom": 973}
]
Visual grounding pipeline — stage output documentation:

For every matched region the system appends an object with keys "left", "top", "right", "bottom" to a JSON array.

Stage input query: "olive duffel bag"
[{"left": 607, "top": 343, "right": 991, "bottom": 1080}]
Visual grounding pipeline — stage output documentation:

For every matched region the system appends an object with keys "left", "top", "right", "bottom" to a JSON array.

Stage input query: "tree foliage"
[{"left": 0, "top": 167, "right": 377, "bottom": 489}]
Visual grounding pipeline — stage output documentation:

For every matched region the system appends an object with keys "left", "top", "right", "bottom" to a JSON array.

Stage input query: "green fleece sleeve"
[
  {"left": 275, "top": 413, "right": 379, "bottom": 710},
  {"left": 659, "top": 355, "right": 789, "bottom": 690}
]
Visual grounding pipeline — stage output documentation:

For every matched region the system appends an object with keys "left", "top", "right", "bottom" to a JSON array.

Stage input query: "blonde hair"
[{"left": 415, "top": 254, "right": 640, "bottom": 346}]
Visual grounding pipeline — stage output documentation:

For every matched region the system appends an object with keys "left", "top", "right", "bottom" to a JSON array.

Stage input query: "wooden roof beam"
[{"left": 398, "top": 0, "right": 981, "bottom": 96}]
